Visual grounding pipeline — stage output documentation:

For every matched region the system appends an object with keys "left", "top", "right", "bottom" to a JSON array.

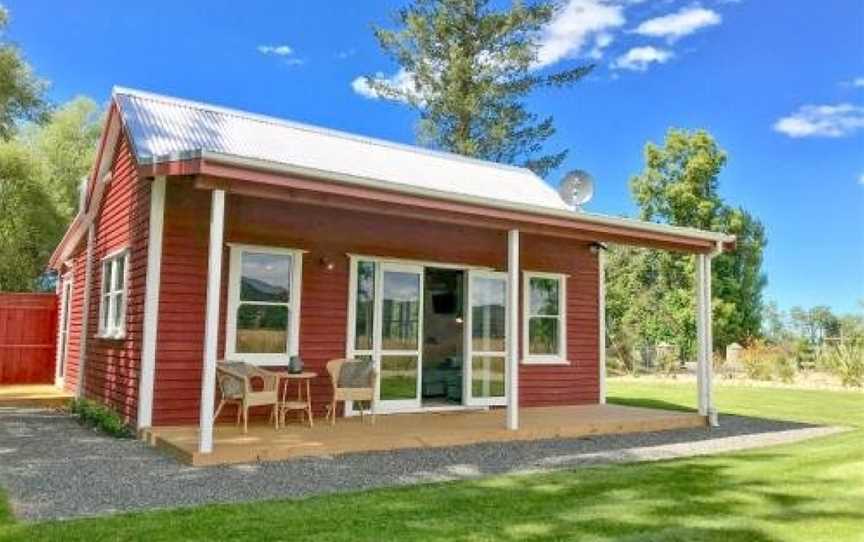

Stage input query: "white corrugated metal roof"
[{"left": 113, "top": 87, "right": 570, "bottom": 211}]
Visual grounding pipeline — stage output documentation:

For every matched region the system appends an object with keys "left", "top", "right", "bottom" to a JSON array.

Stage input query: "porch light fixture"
[
  {"left": 319, "top": 257, "right": 335, "bottom": 271},
  {"left": 589, "top": 242, "right": 608, "bottom": 255}
]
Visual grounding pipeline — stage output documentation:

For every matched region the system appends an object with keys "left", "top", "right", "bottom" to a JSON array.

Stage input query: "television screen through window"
[{"left": 432, "top": 292, "right": 456, "bottom": 314}]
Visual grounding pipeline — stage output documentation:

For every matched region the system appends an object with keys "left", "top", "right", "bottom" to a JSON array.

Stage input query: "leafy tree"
[
  {"left": 363, "top": 0, "right": 592, "bottom": 177},
  {"left": 0, "top": 142, "right": 61, "bottom": 290},
  {"left": 23, "top": 96, "right": 101, "bottom": 220},
  {"left": 789, "top": 305, "right": 842, "bottom": 344},
  {"left": 0, "top": 5, "right": 49, "bottom": 139},
  {"left": 0, "top": 98, "right": 101, "bottom": 291},
  {"left": 607, "top": 128, "right": 767, "bottom": 358}
]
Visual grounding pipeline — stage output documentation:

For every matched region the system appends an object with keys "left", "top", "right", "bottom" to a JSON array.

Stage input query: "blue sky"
[{"left": 6, "top": 0, "right": 864, "bottom": 314}]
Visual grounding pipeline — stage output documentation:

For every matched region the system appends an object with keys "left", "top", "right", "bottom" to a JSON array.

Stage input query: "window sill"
[
  {"left": 224, "top": 354, "right": 296, "bottom": 366},
  {"left": 95, "top": 332, "right": 126, "bottom": 341},
  {"left": 521, "top": 358, "right": 570, "bottom": 366}
]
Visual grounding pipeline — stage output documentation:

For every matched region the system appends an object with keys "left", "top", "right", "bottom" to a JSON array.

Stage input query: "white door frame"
[
  {"left": 374, "top": 262, "right": 424, "bottom": 412},
  {"left": 344, "top": 256, "right": 507, "bottom": 415},
  {"left": 464, "top": 270, "right": 508, "bottom": 407},
  {"left": 55, "top": 273, "right": 74, "bottom": 388}
]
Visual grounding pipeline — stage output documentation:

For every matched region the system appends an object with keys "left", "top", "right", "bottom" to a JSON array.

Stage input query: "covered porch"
[{"left": 142, "top": 403, "right": 707, "bottom": 466}]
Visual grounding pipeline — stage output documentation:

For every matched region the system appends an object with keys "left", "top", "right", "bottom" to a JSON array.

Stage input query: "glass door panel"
[
  {"left": 376, "top": 264, "right": 423, "bottom": 409},
  {"left": 465, "top": 271, "right": 507, "bottom": 405}
]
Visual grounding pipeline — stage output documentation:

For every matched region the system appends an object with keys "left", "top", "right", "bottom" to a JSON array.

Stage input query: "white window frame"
[
  {"left": 97, "top": 248, "right": 130, "bottom": 340},
  {"left": 522, "top": 271, "right": 568, "bottom": 365},
  {"left": 225, "top": 243, "right": 304, "bottom": 366}
]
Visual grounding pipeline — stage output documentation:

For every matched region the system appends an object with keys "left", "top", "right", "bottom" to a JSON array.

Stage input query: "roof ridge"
[{"left": 111, "top": 86, "right": 539, "bottom": 177}]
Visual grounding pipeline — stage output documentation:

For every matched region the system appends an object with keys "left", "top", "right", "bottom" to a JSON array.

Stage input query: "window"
[
  {"left": 226, "top": 245, "right": 303, "bottom": 365},
  {"left": 98, "top": 249, "right": 129, "bottom": 339},
  {"left": 522, "top": 272, "right": 567, "bottom": 363}
]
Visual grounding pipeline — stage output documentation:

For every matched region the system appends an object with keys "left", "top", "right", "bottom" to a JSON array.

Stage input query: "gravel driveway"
[{"left": 0, "top": 405, "right": 842, "bottom": 522}]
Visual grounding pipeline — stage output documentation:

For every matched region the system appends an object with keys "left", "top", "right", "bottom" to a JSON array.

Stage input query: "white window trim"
[
  {"left": 522, "top": 271, "right": 568, "bottom": 365},
  {"left": 225, "top": 243, "right": 304, "bottom": 366},
  {"left": 96, "top": 247, "right": 130, "bottom": 340}
]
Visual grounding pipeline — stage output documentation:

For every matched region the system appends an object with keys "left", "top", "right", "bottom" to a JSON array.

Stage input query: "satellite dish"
[{"left": 559, "top": 169, "right": 594, "bottom": 211}]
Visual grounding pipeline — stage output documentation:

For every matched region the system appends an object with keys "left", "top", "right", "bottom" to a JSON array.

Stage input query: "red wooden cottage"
[{"left": 49, "top": 87, "right": 733, "bottom": 457}]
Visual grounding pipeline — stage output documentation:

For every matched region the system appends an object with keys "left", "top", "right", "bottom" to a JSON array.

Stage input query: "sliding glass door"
[
  {"left": 375, "top": 263, "right": 424, "bottom": 411},
  {"left": 464, "top": 270, "right": 508, "bottom": 406}
]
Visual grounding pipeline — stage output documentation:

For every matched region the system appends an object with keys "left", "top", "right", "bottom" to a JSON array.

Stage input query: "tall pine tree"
[{"left": 362, "top": 0, "right": 592, "bottom": 177}]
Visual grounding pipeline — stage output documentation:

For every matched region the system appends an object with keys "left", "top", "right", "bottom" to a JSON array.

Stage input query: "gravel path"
[{"left": 0, "top": 405, "right": 843, "bottom": 522}]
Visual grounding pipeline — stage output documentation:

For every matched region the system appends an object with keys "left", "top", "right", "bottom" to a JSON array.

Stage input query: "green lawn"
[{"left": 1, "top": 381, "right": 861, "bottom": 541}]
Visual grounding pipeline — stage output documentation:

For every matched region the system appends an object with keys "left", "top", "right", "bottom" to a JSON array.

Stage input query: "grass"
[{"left": 1, "top": 381, "right": 862, "bottom": 541}]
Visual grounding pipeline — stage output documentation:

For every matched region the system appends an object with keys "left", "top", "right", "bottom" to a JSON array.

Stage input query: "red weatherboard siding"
[
  {"left": 152, "top": 180, "right": 599, "bottom": 426},
  {"left": 77, "top": 134, "right": 148, "bottom": 423},
  {"left": 60, "top": 250, "right": 87, "bottom": 393}
]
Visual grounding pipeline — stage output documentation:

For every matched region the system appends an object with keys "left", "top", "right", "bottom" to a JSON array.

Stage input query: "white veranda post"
[
  {"left": 506, "top": 229, "right": 520, "bottom": 430},
  {"left": 199, "top": 189, "right": 225, "bottom": 453},
  {"left": 598, "top": 247, "right": 606, "bottom": 404},
  {"left": 695, "top": 252, "right": 718, "bottom": 426}
]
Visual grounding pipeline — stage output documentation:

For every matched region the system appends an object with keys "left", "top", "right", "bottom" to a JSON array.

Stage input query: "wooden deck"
[
  {"left": 0, "top": 384, "right": 73, "bottom": 408},
  {"left": 143, "top": 404, "right": 707, "bottom": 466}
]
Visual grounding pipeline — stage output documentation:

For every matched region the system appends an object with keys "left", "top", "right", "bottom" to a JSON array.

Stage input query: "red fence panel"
[{"left": 0, "top": 293, "right": 58, "bottom": 384}]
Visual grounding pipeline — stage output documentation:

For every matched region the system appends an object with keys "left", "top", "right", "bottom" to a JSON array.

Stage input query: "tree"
[
  {"left": 363, "top": 0, "right": 592, "bottom": 177},
  {"left": 0, "top": 98, "right": 101, "bottom": 291},
  {"left": 607, "top": 128, "right": 767, "bottom": 358},
  {"left": 0, "top": 5, "right": 49, "bottom": 139},
  {"left": 0, "top": 142, "right": 61, "bottom": 290},
  {"left": 24, "top": 96, "right": 101, "bottom": 220}
]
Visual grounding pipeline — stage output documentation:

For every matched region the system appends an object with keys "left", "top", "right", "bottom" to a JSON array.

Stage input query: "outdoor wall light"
[
  {"left": 589, "top": 242, "right": 608, "bottom": 255},
  {"left": 319, "top": 257, "right": 335, "bottom": 271}
]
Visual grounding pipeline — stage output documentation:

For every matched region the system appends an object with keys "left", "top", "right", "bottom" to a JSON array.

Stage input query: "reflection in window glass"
[
  {"left": 381, "top": 271, "right": 420, "bottom": 351},
  {"left": 471, "top": 355, "right": 505, "bottom": 398},
  {"left": 240, "top": 252, "right": 291, "bottom": 303},
  {"left": 354, "top": 261, "right": 375, "bottom": 350},
  {"left": 527, "top": 275, "right": 563, "bottom": 357},
  {"left": 471, "top": 277, "right": 506, "bottom": 353},
  {"left": 529, "top": 277, "right": 558, "bottom": 315},
  {"left": 236, "top": 305, "right": 288, "bottom": 353},
  {"left": 380, "top": 355, "right": 418, "bottom": 400},
  {"left": 528, "top": 318, "right": 559, "bottom": 355},
  {"left": 232, "top": 250, "right": 294, "bottom": 355}
]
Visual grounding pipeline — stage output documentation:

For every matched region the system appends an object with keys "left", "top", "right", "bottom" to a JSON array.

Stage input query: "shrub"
[
  {"left": 820, "top": 342, "right": 864, "bottom": 388},
  {"left": 656, "top": 348, "right": 679, "bottom": 377},
  {"left": 774, "top": 355, "right": 797, "bottom": 384},
  {"left": 741, "top": 341, "right": 796, "bottom": 382},
  {"left": 68, "top": 398, "right": 133, "bottom": 438}
]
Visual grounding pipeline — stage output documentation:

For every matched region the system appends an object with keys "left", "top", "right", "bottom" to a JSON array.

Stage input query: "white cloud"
[
  {"left": 257, "top": 44, "right": 305, "bottom": 66},
  {"left": 634, "top": 6, "right": 721, "bottom": 42},
  {"left": 351, "top": 68, "right": 420, "bottom": 103},
  {"left": 773, "top": 104, "right": 864, "bottom": 138},
  {"left": 535, "top": 0, "right": 626, "bottom": 68},
  {"left": 336, "top": 49, "right": 356, "bottom": 60},
  {"left": 612, "top": 46, "right": 673, "bottom": 71},
  {"left": 257, "top": 44, "right": 294, "bottom": 56},
  {"left": 587, "top": 33, "right": 615, "bottom": 60},
  {"left": 850, "top": 77, "right": 864, "bottom": 88},
  {"left": 859, "top": 173, "right": 864, "bottom": 185}
]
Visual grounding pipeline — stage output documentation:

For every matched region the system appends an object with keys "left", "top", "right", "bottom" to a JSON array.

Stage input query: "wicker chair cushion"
[
  {"left": 338, "top": 360, "right": 374, "bottom": 389},
  {"left": 219, "top": 362, "right": 252, "bottom": 397}
]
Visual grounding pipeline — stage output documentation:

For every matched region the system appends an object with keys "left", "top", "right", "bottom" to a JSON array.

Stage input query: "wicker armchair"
[
  {"left": 325, "top": 358, "right": 377, "bottom": 425},
  {"left": 215, "top": 361, "right": 279, "bottom": 433}
]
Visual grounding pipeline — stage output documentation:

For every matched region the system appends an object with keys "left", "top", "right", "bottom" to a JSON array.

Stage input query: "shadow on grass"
[{"left": 6, "top": 438, "right": 861, "bottom": 542}]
